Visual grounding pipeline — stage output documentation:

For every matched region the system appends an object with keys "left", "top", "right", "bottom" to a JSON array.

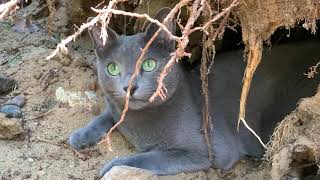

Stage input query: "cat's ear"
[
  {"left": 144, "top": 7, "right": 176, "bottom": 49},
  {"left": 87, "top": 17, "right": 118, "bottom": 49}
]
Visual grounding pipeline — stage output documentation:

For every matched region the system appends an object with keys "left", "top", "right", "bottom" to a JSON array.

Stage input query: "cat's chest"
[{"left": 114, "top": 106, "right": 202, "bottom": 151}]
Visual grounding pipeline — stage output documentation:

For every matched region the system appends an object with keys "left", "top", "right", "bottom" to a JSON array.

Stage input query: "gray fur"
[{"left": 68, "top": 8, "right": 320, "bottom": 176}]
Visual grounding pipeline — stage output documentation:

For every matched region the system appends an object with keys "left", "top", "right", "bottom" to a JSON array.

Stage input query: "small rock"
[
  {"left": 5, "top": 95, "right": 26, "bottom": 107},
  {"left": 27, "top": 158, "right": 34, "bottom": 163},
  {"left": 0, "top": 105, "right": 22, "bottom": 118},
  {"left": 0, "top": 114, "right": 24, "bottom": 139},
  {"left": 0, "top": 75, "right": 17, "bottom": 95},
  {"left": 101, "top": 166, "right": 157, "bottom": 180}
]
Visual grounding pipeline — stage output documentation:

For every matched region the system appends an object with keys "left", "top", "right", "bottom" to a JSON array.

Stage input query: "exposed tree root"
[
  {"left": 45, "top": 0, "right": 55, "bottom": 36},
  {"left": 237, "top": 36, "right": 266, "bottom": 148}
]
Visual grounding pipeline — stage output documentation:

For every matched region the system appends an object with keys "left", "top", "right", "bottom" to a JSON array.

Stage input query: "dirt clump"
[{"left": 0, "top": 114, "right": 24, "bottom": 140}]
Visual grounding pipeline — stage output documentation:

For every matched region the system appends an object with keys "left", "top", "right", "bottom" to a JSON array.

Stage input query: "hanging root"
[
  {"left": 199, "top": 0, "right": 237, "bottom": 160},
  {"left": 201, "top": 33, "right": 213, "bottom": 160},
  {"left": 237, "top": 37, "right": 266, "bottom": 148}
]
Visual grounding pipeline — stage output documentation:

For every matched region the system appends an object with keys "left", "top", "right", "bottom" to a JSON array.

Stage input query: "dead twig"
[
  {"left": 91, "top": 8, "right": 181, "bottom": 41},
  {"left": 28, "top": 109, "right": 55, "bottom": 120},
  {"left": 36, "top": 138, "right": 91, "bottom": 160}
]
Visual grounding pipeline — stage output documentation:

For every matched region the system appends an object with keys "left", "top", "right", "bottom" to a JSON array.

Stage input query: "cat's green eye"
[
  {"left": 107, "top": 63, "right": 120, "bottom": 76},
  {"left": 142, "top": 59, "right": 157, "bottom": 72}
]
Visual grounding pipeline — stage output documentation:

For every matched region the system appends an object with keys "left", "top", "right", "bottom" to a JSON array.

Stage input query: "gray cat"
[{"left": 68, "top": 8, "right": 320, "bottom": 176}]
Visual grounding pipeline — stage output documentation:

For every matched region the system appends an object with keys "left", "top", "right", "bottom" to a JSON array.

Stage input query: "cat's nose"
[{"left": 123, "top": 86, "right": 138, "bottom": 95}]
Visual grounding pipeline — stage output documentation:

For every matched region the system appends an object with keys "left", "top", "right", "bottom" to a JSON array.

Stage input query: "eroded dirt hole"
[{"left": 289, "top": 148, "right": 319, "bottom": 178}]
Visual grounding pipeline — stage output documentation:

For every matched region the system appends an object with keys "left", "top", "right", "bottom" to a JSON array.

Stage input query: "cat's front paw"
[{"left": 68, "top": 127, "right": 102, "bottom": 150}]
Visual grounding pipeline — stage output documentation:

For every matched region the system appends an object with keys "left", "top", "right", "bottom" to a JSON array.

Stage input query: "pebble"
[
  {"left": 4, "top": 95, "right": 26, "bottom": 107},
  {"left": 27, "top": 158, "right": 34, "bottom": 163},
  {"left": 0, "top": 105, "right": 22, "bottom": 118},
  {"left": 21, "top": 173, "right": 32, "bottom": 179},
  {"left": 0, "top": 95, "right": 26, "bottom": 118},
  {"left": 102, "top": 166, "right": 157, "bottom": 180}
]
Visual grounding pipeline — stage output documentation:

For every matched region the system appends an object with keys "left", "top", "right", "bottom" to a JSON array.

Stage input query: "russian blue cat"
[{"left": 68, "top": 8, "right": 320, "bottom": 176}]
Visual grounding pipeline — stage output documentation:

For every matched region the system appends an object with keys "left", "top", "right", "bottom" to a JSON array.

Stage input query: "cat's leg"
[
  {"left": 100, "top": 150, "right": 211, "bottom": 176},
  {"left": 68, "top": 109, "right": 113, "bottom": 149}
]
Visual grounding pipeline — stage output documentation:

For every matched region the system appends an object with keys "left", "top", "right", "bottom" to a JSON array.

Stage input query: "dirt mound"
[{"left": 265, "top": 88, "right": 320, "bottom": 180}]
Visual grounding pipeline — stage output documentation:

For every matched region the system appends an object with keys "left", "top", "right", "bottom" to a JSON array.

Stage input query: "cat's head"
[{"left": 88, "top": 8, "right": 182, "bottom": 110}]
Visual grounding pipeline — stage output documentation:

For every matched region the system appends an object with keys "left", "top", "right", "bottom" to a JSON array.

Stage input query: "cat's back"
[{"left": 208, "top": 41, "right": 320, "bottom": 127}]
